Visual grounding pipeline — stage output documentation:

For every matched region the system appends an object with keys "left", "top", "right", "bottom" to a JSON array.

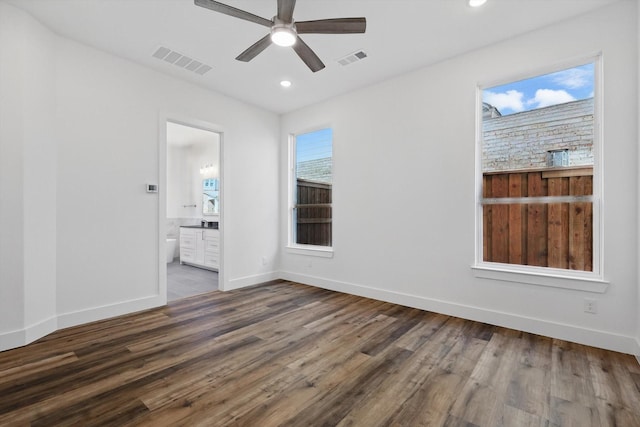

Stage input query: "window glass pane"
[
  {"left": 294, "top": 128, "right": 332, "bottom": 247},
  {"left": 296, "top": 128, "right": 332, "bottom": 182},
  {"left": 480, "top": 63, "right": 595, "bottom": 271},
  {"left": 483, "top": 63, "right": 594, "bottom": 176}
]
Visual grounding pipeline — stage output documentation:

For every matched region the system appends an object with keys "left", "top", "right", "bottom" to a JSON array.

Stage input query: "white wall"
[
  {"left": 21, "top": 0, "right": 57, "bottom": 340},
  {"left": 1, "top": 0, "right": 637, "bottom": 357},
  {"left": 54, "top": 32, "right": 280, "bottom": 322},
  {"left": 280, "top": 1, "right": 639, "bottom": 355},
  {"left": 0, "top": 2, "right": 27, "bottom": 343},
  {"left": 637, "top": 0, "right": 640, "bottom": 359},
  {"left": 167, "top": 145, "right": 191, "bottom": 219},
  {"left": 0, "top": 2, "right": 57, "bottom": 348},
  {"left": 0, "top": 1, "right": 280, "bottom": 351}
]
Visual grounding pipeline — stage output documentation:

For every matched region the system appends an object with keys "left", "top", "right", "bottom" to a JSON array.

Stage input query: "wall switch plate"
[{"left": 584, "top": 298, "right": 597, "bottom": 314}]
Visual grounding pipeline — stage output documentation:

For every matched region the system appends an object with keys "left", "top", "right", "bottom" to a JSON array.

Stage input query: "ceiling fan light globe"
[
  {"left": 469, "top": 0, "right": 487, "bottom": 7},
  {"left": 271, "top": 27, "right": 296, "bottom": 47}
]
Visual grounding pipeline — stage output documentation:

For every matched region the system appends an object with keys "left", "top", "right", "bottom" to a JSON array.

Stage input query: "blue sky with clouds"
[
  {"left": 483, "top": 63, "right": 594, "bottom": 116},
  {"left": 296, "top": 128, "right": 333, "bottom": 163}
]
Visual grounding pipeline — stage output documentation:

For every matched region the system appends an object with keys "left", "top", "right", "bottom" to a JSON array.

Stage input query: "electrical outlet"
[
  {"left": 584, "top": 298, "right": 597, "bottom": 314},
  {"left": 261, "top": 256, "right": 267, "bottom": 266}
]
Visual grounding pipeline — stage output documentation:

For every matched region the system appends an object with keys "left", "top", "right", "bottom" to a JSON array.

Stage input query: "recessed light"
[
  {"left": 469, "top": 0, "right": 487, "bottom": 7},
  {"left": 280, "top": 80, "right": 292, "bottom": 88}
]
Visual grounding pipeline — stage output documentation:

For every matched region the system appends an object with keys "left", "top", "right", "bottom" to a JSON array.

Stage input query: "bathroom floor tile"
[{"left": 167, "top": 261, "right": 218, "bottom": 302}]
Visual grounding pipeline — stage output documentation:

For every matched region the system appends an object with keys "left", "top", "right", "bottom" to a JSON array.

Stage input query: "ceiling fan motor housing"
[{"left": 271, "top": 18, "right": 297, "bottom": 47}]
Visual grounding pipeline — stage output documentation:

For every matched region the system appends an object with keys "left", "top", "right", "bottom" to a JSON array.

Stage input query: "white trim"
[
  {"left": 288, "top": 133, "right": 295, "bottom": 248},
  {"left": 471, "top": 265, "right": 609, "bottom": 293},
  {"left": 57, "top": 295, "right": 164, "bottom": 330},
  {"left": 24, "top": 315, "right": 57, "bottom": 344},
  {"left": 593, "top": 54, "right": 604, "bottom": 279},
  {"left": 0, "top": 316, "right": 57, "bottom": 352},
  {"left": 479, "top": 52, "right": 603, "bottom": 94},
  {"left": 158, "top": 115, "right": 168, "bottom": 300},
  {"left": 279, "top": 271, "right": 637, "bottom": 355},
  {"left": 0, "top": 329, "right": 27, "bottom": 353},
  {"left": 475, "top": 55, "right": 603, "bottom": 286},
  {"left": 288, "top": 126, "right": 333, "bottom": 250},
  {"left": 0, "top": 295, "right": 164, "bottom": 352},
  {"left": 286, "top": 245, "right": 334, "bottom": 258},
  {"left": 159, "top": 113, "right": 226, "bottom": 291},
  {"left": 226, "top": 271, "right": 280, "bottom": 291}
]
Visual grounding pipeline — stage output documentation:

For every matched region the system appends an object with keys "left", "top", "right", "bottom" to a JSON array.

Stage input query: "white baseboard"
[
  {"left": 280, "top": 271, "right": 638, "bottom": 356},
  {"left": 57, "top": 294, "right": 165, "bottom": 330},
  {"left": 25, "top": 315, "right": 57, "bottom": 343},
  {"left": 0, "top": 315, "right": 58, "bottom": 353},
  {"left": 224, "top": 271, "right": 280, "bottom": 291},
  {"left": 0, "top": 329, "right": 27, "bottom": 353},
  {"left": 0, "top": 294, "right": 166, "bottom": 353},
  {"left": 3, "top": 274, "right": 637, "bottom": 358}
]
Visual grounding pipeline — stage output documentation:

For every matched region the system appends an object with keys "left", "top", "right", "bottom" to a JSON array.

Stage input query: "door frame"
[{"left": 158, "top": 113, "right": 225, "bottom": 302}]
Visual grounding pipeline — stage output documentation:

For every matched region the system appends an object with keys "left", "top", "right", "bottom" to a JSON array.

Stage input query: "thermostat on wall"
[{"left": 146, "top": 184, "right": 158, "bottom": 193}]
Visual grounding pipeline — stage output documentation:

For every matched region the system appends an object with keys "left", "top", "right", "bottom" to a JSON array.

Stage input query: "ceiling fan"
[{"left": 194, "top": 0, "right": 367, "bottom": 72}]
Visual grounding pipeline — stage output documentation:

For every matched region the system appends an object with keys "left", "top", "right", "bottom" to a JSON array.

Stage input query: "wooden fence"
[
  {"left": 483, "top": 167, "right": 593, "bottom": 271},
  {"left": 296, "top": 179, "right": 332, "bottom": 246}
]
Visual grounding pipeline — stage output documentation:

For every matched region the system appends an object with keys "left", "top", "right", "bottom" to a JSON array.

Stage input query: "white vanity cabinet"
[{"left": 180, "top": 227, "right": 219, "bottom": 271}]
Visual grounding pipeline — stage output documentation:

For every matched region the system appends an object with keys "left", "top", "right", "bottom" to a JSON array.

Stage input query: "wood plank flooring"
[{"left": 0, "top": 281, "right": 639, "bottom": 426}]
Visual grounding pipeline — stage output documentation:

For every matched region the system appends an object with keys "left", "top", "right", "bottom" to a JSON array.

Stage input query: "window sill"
[
  {"left": 471, "top": 264, "right": 609, "bottom": 293},
  {"left": 286, "top": 245, "right": 334, "bottom": 258}
]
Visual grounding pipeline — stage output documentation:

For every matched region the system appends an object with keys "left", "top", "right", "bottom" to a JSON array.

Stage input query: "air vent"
[
  {"left": 152, "top": 46, "right": 212, "bottom": 76},
  {"left": 337, "top": 50, "right": 368, "bottom": 66}
]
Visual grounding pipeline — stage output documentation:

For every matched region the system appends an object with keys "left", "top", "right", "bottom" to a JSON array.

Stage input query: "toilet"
[{"left": 166, "top": 238, "right": 177, "bottom": 263}]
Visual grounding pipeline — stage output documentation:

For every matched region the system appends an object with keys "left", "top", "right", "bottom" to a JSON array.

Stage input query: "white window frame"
[
  {"left": 286, "top": 128, "right": 334, "bottom": 258},
  {"left": 472, "top": 55, "right": 608, "bottom": 293}
]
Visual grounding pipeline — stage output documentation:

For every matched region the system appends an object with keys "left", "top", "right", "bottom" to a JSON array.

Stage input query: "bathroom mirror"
[{"left": 202, "top": 178, "right": 219, "bottom": 215}]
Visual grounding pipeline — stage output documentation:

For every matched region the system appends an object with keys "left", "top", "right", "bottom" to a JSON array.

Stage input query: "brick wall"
[{"left": 482, "top": 98, "right": 593, "bottom": 172}]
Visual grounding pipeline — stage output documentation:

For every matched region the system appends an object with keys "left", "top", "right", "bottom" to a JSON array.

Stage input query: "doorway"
[{"left": 162, "top": 118, "right": 223, "bottom": 301}]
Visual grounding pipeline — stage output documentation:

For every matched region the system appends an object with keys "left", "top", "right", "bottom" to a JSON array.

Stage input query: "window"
[
  {"left": 477, "top": 59, "right": 601, "bottom": 278},
  {"left": 290, "top": 128, "right": 333, "bottom": 248}
]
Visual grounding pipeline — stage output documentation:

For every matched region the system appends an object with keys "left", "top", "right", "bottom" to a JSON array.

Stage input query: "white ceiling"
[
  {"left": 167, "top": 121, "right": 219, "bottom": 147},
  {"left": 7, "top": 0, "right": 620, "bottom": 114}
]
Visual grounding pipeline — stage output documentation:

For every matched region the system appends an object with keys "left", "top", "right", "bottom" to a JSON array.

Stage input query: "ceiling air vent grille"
[
  {"left": 152, "top": 46, "right": 212, "bottom": 76},
  {"left": 337, "top": 50, "right": 368, "bottom": 66}
]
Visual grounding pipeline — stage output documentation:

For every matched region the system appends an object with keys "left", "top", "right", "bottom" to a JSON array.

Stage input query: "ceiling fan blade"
[
  {"left": 296, "top": 18, "right": 367, "bottom": 34},
  {"left": 236, "top": 34, "right": 272, "bottom": 62},
  {"left": 194, "top": 0, "right": 272, "bottom": 27},
  {"left": 292, "top": 36, "right": 325, "bottom": 73},
  {"left": 277, "top": 0, "right": 296, "bottom": 23}
]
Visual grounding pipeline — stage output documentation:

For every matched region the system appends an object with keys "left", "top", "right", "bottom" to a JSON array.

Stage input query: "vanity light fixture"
[
  {"left": 469, "top": 0, "right": 487, "bottom": 7},
  {"left": 200, "top": 164, "right": 215, "bottom": 175}
]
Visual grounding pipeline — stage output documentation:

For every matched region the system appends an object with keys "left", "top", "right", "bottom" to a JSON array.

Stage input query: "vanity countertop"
[{"left": 181, "top": 224, "right": 219, "bottom": 230}]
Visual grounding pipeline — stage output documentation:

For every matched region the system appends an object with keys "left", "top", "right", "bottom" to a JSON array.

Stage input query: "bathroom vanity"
[{"left": 179, "top": 226, "right": 219, "bottom": 271}]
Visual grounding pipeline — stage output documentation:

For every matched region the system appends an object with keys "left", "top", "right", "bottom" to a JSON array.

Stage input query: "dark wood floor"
[{"left": 0, "top": 281, "right": 638, "bottom": 426}]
